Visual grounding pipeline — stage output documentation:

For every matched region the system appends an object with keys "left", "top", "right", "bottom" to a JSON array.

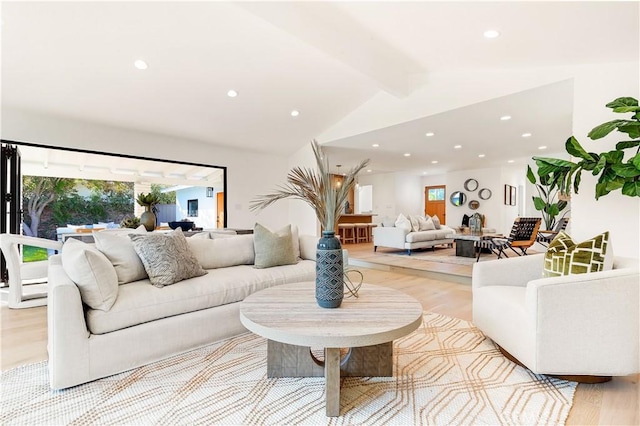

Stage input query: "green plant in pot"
[
  {"left": 120, "top": 215, "right": 141, "bottom": 229},
  {"left": 533, "top": 96, "right": 640, "bottom": 200},
  {"left": 526, "top": 165, "right": 569, "bottom": 231},
  {"left": 250, "top": 140, "right": 369, "bottom": 309},
  {"left": 136, "top": 192, "right": 160, "bottom": 231}
]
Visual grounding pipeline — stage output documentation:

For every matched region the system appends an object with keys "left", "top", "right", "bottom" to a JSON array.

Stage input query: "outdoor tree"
[{"left": 22, "top": 176, "right": 76, "bottom": 237}]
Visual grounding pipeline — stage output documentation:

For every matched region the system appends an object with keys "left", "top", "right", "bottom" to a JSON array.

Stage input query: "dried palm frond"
[{"left": 250, "top": 140, "right": 370, "bottom": 231}]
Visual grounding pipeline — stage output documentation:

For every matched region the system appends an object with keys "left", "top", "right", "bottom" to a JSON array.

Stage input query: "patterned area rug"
[
  {"left": 375, "top": 248, "right": 492, "bottom": 265},
  {"left": 1, "top": 313, "right": 575, "bottom": 425}
]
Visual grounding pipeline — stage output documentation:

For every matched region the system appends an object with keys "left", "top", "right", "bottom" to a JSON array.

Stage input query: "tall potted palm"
[{"left": 250, "top": 140, "right": 369, "bottom": 308}]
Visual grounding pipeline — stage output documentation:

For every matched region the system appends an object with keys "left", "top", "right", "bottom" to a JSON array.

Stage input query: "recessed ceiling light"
[
  {"left": 522, "top": 132, "right": 532, "bottom": 138},
  {"left": 538, "top": 146, "right": 547, "bottom": 150},
  {"left": 423, "top": 171, "right": 427, "bottom": 175},
  {"left": 425, "top": 132, "right": 435, "bottom": 137},
  {"left": 507, "top": 160, "right": 515, "bottom": 163},
  {"left": 484, "top": 30, "right": 500, "bottom": 39},
  {"left": 372, "top": 144, "right": 379, "bottom": 148},
  {"left": 454, "top": 145, "right": 462, "bottom": 149},
  {"left": 134, "top": 59, "right": 148, "bottom": 70},
  {"left": 403, "top": 153, "right": 411, "bottom": 157},
  {"left": 478, "top": 154, "right": 486, "bottom": 158},
  {"left": 227, "top": 90, "right": 238, "bottom": 98},
  {"left": 290, "top": 110, "right": 299, "bottom": 117},
  {"left": 500, "top": 115, "right": 511, "bottom": 121},
  {"left": 431, "top": 160, "right": 438, "bottom": 164},
  {"left": 366, "top": 169, "right": 372, "bottom": 173}
]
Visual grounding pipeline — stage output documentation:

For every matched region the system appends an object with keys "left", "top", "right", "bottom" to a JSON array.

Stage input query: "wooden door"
[
  {"left": 216, "top": 192, "right": 224, "bottom": 228},
  {"left": 424, "top": 185, "right": 446, "bottom": 224}
]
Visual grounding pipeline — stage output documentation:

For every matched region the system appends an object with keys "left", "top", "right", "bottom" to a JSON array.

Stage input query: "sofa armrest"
[
  {"left": 373, "top": 226, "right": 409, "bottom": 250},
  {"left": 47, "top": 255, "right": 91, "bottom": 389},
  {"left": 472, "top": 253, "right": 545, "bottom": 290},
  {"left": 525, "top": 266, "right": 640, "bottom": 374}
]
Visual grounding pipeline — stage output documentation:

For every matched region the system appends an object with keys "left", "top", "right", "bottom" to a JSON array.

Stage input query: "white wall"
[
  {"left": 175, "top": 186, "right": 216, "bottom": 229},
  {"left": 2, "top": 108, "right": 291, "bottom": 230},
  {"left": 569, "top": 62, "right": 640, "bottom": 258}
]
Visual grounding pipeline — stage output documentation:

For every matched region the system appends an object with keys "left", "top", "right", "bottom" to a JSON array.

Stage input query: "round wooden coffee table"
[{"left": 240, "top": 282, "right": 423, "bottom": 417}]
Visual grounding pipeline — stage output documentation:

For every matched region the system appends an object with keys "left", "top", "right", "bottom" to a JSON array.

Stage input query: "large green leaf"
[
  {"left": 565, "top": 136, "right": 594, "bottom": 160},
  {"left": 592, "top": 155, "right": 607, "bottom": 175},
  {"left": 612, "top": 163, "right": 640, "bottom": 178},
  {"left": 612, "top": 106, "right": 640, "bottom": 113},
  {"left": 606, "top": 97, "right": 638, "bottom": 109},
  {"left": 618, "top": 122, "right": 640, "bottom": 139},
  {"left": 526, "top": 165, "right": 536, "bottom": 184},
  {"left": 532, "top": 196, "right": 546, "bottom": 210},
  {"left": 622, "top": 180, "right": 640, "bottom": 197},
  {"left": 588, "top": 120, "right": 627, "bottom": 140},
  {"left": 546, "top": 204, "right": 560, "bottom": 216},
  {"left": 573, "top": 169, "right": 582, "bottom": 194},
  {"left": 557, "top": 200, "right": 568, "bottom": 211},
  {"left": 616, "top": 140, "right": 640, "bottom": 150},
  {"left": 633, "top": 153, "right": 640, "bottom": 170}
]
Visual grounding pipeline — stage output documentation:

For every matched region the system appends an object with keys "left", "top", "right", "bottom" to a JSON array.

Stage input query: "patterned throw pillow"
[
  {"left": 253, "top": 223, "right": 297, "bottom": 269},
  {"left": 543, "top": 231, "right": 612, "bottom": 278},
  {"left": 130, "top": 229, "right": 207, "bottom": 287}
]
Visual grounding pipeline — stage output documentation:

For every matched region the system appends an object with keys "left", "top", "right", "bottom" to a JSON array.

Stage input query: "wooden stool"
[
  {"left": 367, "top": 223, "right": 378, "bottom": 243},
  {"left": 338, "top": 224, "right": 355, "bottom": 244},
  {"left": 354, "top": 223, "right": 369, "bottom": 243}
]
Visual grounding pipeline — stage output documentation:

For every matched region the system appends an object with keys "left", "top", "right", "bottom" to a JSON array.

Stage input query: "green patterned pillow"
[{"left": 543, "top": 231, "right": 612, "bottom": 277}]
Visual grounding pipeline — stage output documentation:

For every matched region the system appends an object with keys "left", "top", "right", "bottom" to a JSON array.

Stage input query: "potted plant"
[
  {"left": 533, "top": 96, "right": 640, "bottom": 200},
  {"left": 526, "top": 165, "right": 569, "bottom": 230},
  {"left": 250, "top": 140, "right": 369, "bottom": 308},
  {"left": 136, "top": 192, "right": 160, "bottom": 231}
]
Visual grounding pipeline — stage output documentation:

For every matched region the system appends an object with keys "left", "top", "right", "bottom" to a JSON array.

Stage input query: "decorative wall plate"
[
  {"left": 468, "top": 200, "right": 480, "bottom": 210},
  {"left": 464, "top": 179, "right": 479, "bottom": 192},
  {"left": 479, "top": 188, "right": 492, "bottom": 200}
]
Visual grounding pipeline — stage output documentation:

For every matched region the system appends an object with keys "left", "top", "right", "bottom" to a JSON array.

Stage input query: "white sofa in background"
[
  {"left": 47, "top": 230, "right": 323, "bottom": 389},
  {"left": 373, "top": 215, "right": 455, "bottom": 254},
  {"left": 473, "top": 253, "right": 639, "bottom": 381}
]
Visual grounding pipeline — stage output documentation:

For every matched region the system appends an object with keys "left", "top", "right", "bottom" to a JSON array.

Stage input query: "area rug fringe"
[{"left": 0, "top": 312, "right": 576, "bottom": 426}]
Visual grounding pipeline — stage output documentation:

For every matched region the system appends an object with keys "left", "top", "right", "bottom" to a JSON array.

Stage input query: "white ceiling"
[{"left": 2, "top": 1, "right": 638, "bottom": 176}]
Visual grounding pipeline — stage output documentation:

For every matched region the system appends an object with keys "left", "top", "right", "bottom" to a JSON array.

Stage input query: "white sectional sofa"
[
  {"left": 373, "top": 214, "right": 455, "bottom": 254},
  {"left": 47, "top": 227, "right": 320, "bottom": 389}
]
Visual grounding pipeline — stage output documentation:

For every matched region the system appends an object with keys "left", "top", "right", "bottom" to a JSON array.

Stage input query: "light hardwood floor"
[{"left": 1, "top": 242, "right": 638, "bottom": 425}]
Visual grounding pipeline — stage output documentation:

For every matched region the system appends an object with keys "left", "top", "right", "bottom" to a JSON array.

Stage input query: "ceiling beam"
[{"left": 237, "top": 2, "right": 425, "bottom": 98}]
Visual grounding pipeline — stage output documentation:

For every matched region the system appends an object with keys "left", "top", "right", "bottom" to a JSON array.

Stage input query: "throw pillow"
[
  {"left": 189, "top": 231, "right": 211, "bottom": 239},
  {"left": 409, "top": 215, "right": 421, "bottom": 232},
  {"left": 253, "top": 223, "right": 297, "bottom": 269},
  {"left": 61, "top": 239, "right": 118, "bottom": 311},
  {"left": 462, "top": 214, "right": 470, "bottom": 227},
  {"left": 187, "top": 234, "right": 255, "bottom": 269},
  {"left": 543, "top": 231, "right": 613, "bottom": 278},
  {"left": 418, "top": 215, "right": 436, "bottom": 231},
  {"left": 93, "top": 226, "right": 148, "bottom": 284},
  {"left": 395, "top": 213, "right": 412, "bottom": 231},
  {"left": 431, "top": 215, "right": 442, "bottom": 229},
  {"left": 130, "top": 229, "right": 207, "bottom": 288},
  {"left": 381, "top": 216, "right": 395, "bottom": 227}
]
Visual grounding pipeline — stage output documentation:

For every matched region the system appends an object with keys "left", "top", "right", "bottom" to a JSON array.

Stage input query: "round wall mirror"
[
  {"left": 479, "top": 188, "right": 492, "bottom": 200},
  {"left": 464, "top": 179, "right": 479, "bottom": 192},
  {"left": 450, "top": 191, "right": 467, "bottom": 206},
  {"left": 468, "top": 200, "right": 480, "bottom": 210}
]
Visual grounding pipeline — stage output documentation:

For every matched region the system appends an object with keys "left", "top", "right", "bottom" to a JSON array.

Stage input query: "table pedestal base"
[{"left": 267, "top": 340, "right": 393, "bottom": 416}]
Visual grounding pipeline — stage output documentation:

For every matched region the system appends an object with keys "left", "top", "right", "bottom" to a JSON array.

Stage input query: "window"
[
  {"left": 187, "top": 199, "right": 198, "bottom": 217},
  {"left": 428, "top": 188, "right": 445, "bottom": 201}
]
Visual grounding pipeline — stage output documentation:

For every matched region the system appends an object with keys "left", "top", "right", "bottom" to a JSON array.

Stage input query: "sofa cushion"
[
  {"left": 432, "top": 215, "right": 442, "bottom": 229},
  {"left": 253, "top": 223, "right": 297, "bottom": 268},
  {"left": 395, "top": 213, "right": 412, "bottom": 231},
  {"left": 93, "top": 226, "right": 148, "bottom": 284},
  {"left": 85, "top": 260, "right": 316, "bottom": 334},
  {"left": 418, "top": 215, "right": 436, "bottom": 231},
  {"left": 409, "top": 215, "right": 421, "bottom": 232},
  {"left": 61, "top": 239, "right": 118, "bottom": 311},
  {"left": 187, "top": 234, "right": 255, "bottom": 269},
  {"left": 405, "top": 231, "right": 437, "bottom": 243},
  {"left": 130, "top": 229, "right": 207, "bottom": 287},
  {"left": 543, "top": 231, "right": 613, "bottom": 278}
]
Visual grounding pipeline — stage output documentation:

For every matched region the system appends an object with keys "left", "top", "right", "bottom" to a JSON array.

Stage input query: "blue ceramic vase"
[{"left": 315, "top": 230, "right": 344, "bottom": 308}]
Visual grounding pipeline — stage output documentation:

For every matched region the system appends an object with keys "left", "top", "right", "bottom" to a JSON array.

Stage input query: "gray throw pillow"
[
  {"left": 130, "top": 229, "right": 207, "bottom": 288},
  {"left": 253, "top": 223, "right": 297, "bottom": 269},
  {"left": 432, "top": 215, "right": 442, "bottom": 229}
]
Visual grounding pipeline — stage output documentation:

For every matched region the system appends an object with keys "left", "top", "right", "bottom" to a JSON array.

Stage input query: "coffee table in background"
[
  {"left": 239, "top": 282, "right": 423, "bottom": 417},
  {"left": 448, "top": 231, "right": 504, "bottom": 261}
]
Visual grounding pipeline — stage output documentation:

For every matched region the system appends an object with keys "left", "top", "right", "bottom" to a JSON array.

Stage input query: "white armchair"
[
  {"left": 472, "top": 253, "right": 639, "bottom": 382},
  {"left": 1, "top": 233, "right": 63, "bottom": 309}
]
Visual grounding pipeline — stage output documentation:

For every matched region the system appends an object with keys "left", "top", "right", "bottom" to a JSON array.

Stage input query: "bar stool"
[
  {"left": 367, "top": 223, "right": 378, "bottom": 243},
  {"left": 354, "top": 223, "right": 369, "bottom": 243},
  {"left": 338, "top": 223, "right": 356, "bottom": 244}
]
